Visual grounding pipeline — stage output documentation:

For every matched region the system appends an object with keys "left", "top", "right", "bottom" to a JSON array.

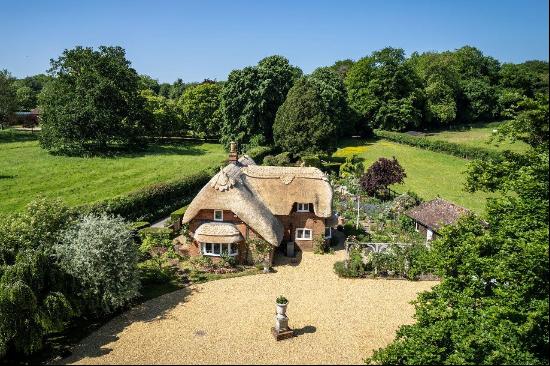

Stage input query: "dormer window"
[
  {"left": 214, "top": 210, "right": 223, "bottom": 221},
  {"left": 297, "top": 203, "right": 310, "bottom": 212}
]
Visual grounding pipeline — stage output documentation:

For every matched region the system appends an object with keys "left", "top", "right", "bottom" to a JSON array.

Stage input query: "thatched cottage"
[
  {"left": 405, "top": 198, "right": 471, "bottom": 241},
  {"left": 180, "top": 143, "right": 334, "bottom": 264}
]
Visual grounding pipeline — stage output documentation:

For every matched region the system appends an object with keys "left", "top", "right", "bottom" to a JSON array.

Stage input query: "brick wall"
[{"left": 276, "top": 212, "right": 327, "bottom": 252}]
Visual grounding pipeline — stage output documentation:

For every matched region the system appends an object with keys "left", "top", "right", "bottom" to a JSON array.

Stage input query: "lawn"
[
  {"left": 0, "top": 130, "right": 226, "bottom": 214},
  {"left": 334, "top": 139, "right": 492, "bottom": 214},
  {"left": 423, "top": 121, "right": 528, "bottom": 153}
]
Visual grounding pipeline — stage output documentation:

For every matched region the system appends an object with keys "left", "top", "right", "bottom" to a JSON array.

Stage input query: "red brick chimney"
[{"left": 229, "top": 141, "right": 238, "bottom": 163}]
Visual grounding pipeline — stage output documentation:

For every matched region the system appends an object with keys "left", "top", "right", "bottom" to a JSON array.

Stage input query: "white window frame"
[
  {"left": 213, "top": 210, "right": 223, "bottom": 221},
  {"left": 296, "top": 203, "right": 310, "bottom": 212},
  {"left": 324, "top": 227, "right": 332, "bottom": 239},
  {"left": 201, "top": 242, "right": 238, "bottom": 257},
  {"left": 415, "top": 222, "right": 419, "bottom": 232},
  {"left": 295, "top": 228, "right": 312, "bottom": 240}
]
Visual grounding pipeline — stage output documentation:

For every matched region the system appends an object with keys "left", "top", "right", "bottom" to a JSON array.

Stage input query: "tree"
[
  {"left": 39, "top": 46, "right": 148, "bottom": 154},
  {"left": 409, "top": 51, "right": 460, "bottom": 126},
  {"left": 180, "top": 81, "right": 223, "bottom": 138},
  {"left": 138, "top": 74, "right": 161, "bottom": 94},
  {"left": 368, "top": 91, "right": 549, "bottom": 364},
  {"left": 273, "top": 74, "right": 343, "bottom": 155},
  {"left": 0, "top": 199, "right": 76, "bottom": 357},
  {"left": 0, "top": 69, "right": 17, "bottom": 126},
  {"left": 56, "top": 214, "right": 140, "bottom": 314},
  {"left": 359, "top": 157, "right": 406, "bottom": 196},
  {"left": 141, "top": 89, "right": 184, "bottom": 137},
  {"left": 329, "top": 59, "right": 355, "bottom": 81},
  {"left": 15, "top": 86, "right": 34, "bottom": 111},
  {"left": 345, "top": 47, "right": 424, "bottom": 131},
  {"left": 221, "top": 55, "right": 302, "bottom": 148}
]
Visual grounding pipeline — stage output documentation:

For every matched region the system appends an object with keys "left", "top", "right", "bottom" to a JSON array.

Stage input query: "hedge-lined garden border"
[
  {"left": 78, "top": 168, "right": 215, "bottom": 222},
  {"left": 374, "top": 130, "right": 503, "bottom": 161}
]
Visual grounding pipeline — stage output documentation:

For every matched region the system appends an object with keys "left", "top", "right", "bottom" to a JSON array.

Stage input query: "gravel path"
[{"left": 60, "top": 250, "right": 435, "bottom": 365}]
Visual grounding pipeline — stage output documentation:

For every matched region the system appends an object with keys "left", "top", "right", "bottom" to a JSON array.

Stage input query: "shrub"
[
  {"left": 334, "top": 246, "right": 365, "bottom": 278},
  {"left": 55, "top": 214, "right": 140, "bottom": 314},
  {"left": 81, "top": 170, "right": 212, "bottom": 222},
  {"left": 139, "top": 230, "right": 174, "bottom": 269},
  {"left": 245, "top": 145, "right": 274, "bottom": 163},
  {"left": 375, "top": 130, "right": 503, "bottom": 160},
  {"left": 339, "top": 154, "right": 364, "bottom": 178},
  {"left": 263, "top": 152, "right": 293, "bottom": 166},
  {"left": 276, "top": 295, "right": 288, "bottom": 304},
  {"left": 300, "top": 154, "right": 322, "bottom": 168},
  {"left": 139, "top": 227, "right": 172, "bottom": 240},
  {"left": 313, "top": 234, "right": 328, "bottom": 254}
]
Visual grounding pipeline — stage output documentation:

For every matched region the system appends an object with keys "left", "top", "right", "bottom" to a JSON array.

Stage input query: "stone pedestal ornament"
[{"left": 272, "top": 298, "right": 294, "bottom": 341}]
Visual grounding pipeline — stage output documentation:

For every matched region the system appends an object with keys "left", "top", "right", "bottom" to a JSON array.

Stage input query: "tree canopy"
[
  {"left": 359, "top": 157, "right": 406, "bottom": 196},
  {"left": 368, "top": 94, "right": 549, "bottom": 365},
  {"left": 0, "top": 70, "right": 17, "bottom": 124},
  {"left": 345, "top": 47, "right": 424, "bottom": 131},
  {"left": 39, "top": 46, "right": 149, "bottom": 154},
  {"left": 220, "top": 55, "right": 302, "bottom": 148},
  {"left": 180, "top": 81, "right": 223, "bottom": 138},
  {"left": 273, "top": 68, "right": 346, "bottom": 155}
]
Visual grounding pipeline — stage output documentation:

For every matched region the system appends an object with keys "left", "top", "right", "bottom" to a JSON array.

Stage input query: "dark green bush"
[
  {"left": 81, "top": 169, "right": 212, "bottom": 222},
  {"left": 375, "top": 130, "right": 503, "bottom": 160},
  {"left": 263, "top": 152, "right": 293, "bottom": 166},
  {"left": 333, "top": 247, "right": 365, "bottom": 278},
  {"left": 170, "top": 206, "right": 187, "bottom": 224},
  {"left": 245, "top": 145, "right": 274, "bottom": 164},
  {"left": 300, "top": 154, "right": 322, "bottom": 168},
  {"left": 321, "top": 161, "right": 341, "bottom": 174}
]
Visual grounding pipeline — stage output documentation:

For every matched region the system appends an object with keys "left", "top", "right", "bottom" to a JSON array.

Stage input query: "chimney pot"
[{"left": 229, "top": 141, "right": 238, "bottom": 163}]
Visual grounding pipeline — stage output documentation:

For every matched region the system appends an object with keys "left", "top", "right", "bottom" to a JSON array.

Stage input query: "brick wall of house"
[
  {"left": 187, "top": 209, "right": 263, "bottom": 264},
  {"left": 276, "top": 212, "right": 327, "bottom": 252}
]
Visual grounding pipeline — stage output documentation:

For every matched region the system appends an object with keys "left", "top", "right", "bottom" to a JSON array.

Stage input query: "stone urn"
[{"left": 275, "top": 297, "right": 289, "bottom": 332}]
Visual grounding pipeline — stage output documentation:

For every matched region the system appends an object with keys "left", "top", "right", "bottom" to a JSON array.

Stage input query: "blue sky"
[{"left": 1, "top": 0, "right": 548, "bottom": 82}]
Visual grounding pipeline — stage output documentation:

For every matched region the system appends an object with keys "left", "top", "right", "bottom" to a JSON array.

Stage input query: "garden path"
[{"left": 59, "top": 249, "right": 435, "bottom": 365}]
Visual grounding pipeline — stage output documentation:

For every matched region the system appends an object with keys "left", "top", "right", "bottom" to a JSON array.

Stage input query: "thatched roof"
[
  {"left": 405, "top": 198, "right": 470, "bottom": 232},
  {"left": 194, "top": 222, "right": 243, "bottom": 244},
  {"left": 182, "top": 158, "right": 333, "bottom": 246}
]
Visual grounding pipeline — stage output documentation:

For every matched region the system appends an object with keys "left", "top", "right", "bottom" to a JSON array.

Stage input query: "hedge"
[
  {"left": 79, "top": 169, "right": 214, "bottom": 222},
  {"left": 170, "top": 206, "right": 187, "bottom": 224},
  {"left": 374, "top": 130, "right": 503, "bottom": 161}
]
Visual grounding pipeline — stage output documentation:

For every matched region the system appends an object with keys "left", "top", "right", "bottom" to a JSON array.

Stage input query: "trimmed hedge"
[
  {"left": 375, "top": 130, "right": 503, "bottom": 160},
  {"left": 170, "top": 206, "right": 187, "bottom": 224},
  {"left": 79, "top": 169, "right": 214, "bottom": 222}
]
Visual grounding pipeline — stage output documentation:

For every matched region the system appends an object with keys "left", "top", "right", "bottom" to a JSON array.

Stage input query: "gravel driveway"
[{"left": 60, "top": 250, "right": 435, "bottom": 365}]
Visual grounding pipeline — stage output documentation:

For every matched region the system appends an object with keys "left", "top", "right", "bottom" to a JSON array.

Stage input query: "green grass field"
[
  {"left": 0, "top": 130, "right": 226, "bottom": 214},
  {"left": 334, "top": 139, "right": 492, "bottom": 214},
  {"left": 423, "top": 121, "right": 528, "bottom": 153}
]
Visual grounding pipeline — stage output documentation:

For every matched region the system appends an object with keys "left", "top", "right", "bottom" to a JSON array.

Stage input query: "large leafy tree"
[
  {"left": 141, "top": 89, "right": 184, "bottom": 137},
  {"left": 0, "top": 69, "right": 17, "bottom": 125},
  {"left": 180, "top": 81, "right": 223, "bottom": 138},
  {"left": 39, "top": 46, "right": 149, "bottom": 154},
  {"left": 273, "top": 68, "right": 346, "bottom": 155},
  {"left": 221, "top": 55, "right": 302, "bottom": 148},
  {"left": 409, "top": 51, "right": 460, "bottom": 126},
  {"left": 345, "top": 47, "right": 424, "bottom": 131},
  {"left": 368, "top": 94, "right": 549, "bottom": 365}
]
